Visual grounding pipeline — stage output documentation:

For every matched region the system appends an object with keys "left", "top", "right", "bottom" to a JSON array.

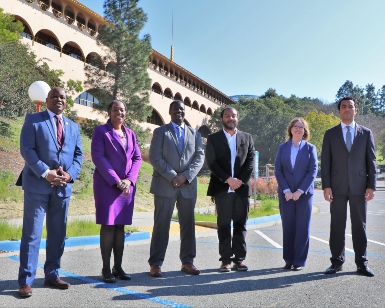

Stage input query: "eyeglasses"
[{"left": 293, "top": 125, "right": 304, "bottom": 130}]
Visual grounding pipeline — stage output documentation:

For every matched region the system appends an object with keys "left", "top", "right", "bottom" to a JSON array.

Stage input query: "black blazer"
[
  {"left": 321, "top": 123, "right": 376, "bottom": 195},
  {"left": 206, "top": 130, "right": 255, "bottom": 197}
]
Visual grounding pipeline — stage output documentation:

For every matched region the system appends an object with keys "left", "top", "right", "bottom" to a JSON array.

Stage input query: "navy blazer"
[{"left": 274, "top": 141, "right": 318, "bottom": 195}]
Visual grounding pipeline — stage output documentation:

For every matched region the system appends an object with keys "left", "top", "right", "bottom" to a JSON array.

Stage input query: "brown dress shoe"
[
  {"left": 181, "top": 263, "right": 201, "bottom": 275},
  {"left": 233, "top": 261, "right": 248, "bottom": 271},
  {"left": 44, "top": 278, "right": 70, "bottom": 289},
  {"left": 220, "top": 263, "right": 231, "bottom": 272},
  {"left": 18, "top": 285, "right": 32, "bottom": 298},
  {"left": 150, "top": 265, "right": 162, "bottom": 277}
]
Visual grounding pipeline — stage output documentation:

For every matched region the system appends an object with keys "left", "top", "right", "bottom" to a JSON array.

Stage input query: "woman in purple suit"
[
  {"left": 91, "top": 100, "right": 142, "bottom": 283},
  {"left": 274, "top": 118, "right": 318, "bottom": 271}
]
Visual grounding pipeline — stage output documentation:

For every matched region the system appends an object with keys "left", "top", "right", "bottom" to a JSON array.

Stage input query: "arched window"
[
  {"left": 151, "top": 83, "right": 162, "bottom": 95},
  {"left": 207, "top": 108, "right": 213, "bottom": 116},
  {"left": 164, "top": 88, "right": 173, "bottom": 99},
  {"left": 198, "top": 125, "right": 211, "bottom": 138},
  {"left": 200, "top": 104, "right": 206, "bottom": 113},
  {"left": 174, "top": 92, "right": 182, "bottom": 101},
  {"left": 184, "top": 97, "right": 191, "bottom": 107},
  {"left": 74, "top": 91, "right": 100, "bottom": 107},
  {"left": 192, "top": 101, "right": 199, "bottom": 111},
  {"left": 146, "top": 108, "right": 164, "bottom": 126}
]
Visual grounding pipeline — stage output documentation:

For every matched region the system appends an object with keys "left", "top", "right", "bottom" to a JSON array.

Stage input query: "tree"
[
  {"left": 377, "top": 128, "right": 385, "bottom": 161},
  {"left": 0, "top": 8, "right": 23, "bottom": 42},
  {"left": 84, "top": 0, "right": 153, "bottom": 126},
  {"left": 305, "top": 110, "right": 340, "bottom": 157}
]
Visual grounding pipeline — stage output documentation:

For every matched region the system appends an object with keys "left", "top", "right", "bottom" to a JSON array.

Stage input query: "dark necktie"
[
  {"left": 55, "top": 115, "right": 63, "bottom": 148},
  {"left": 346, "top": 126, "right": 352, "bottom": 152}
]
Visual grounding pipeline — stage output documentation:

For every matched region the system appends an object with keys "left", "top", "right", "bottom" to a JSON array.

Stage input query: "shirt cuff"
[
  {"left": 41, "top": 169, "right": 49, "bottom": 179},
  {"left": 297, "top": 189, "right": 304, "bottom": 193},
  {"left": 283, "top": 189, "right": 291, "bottom": 194}
]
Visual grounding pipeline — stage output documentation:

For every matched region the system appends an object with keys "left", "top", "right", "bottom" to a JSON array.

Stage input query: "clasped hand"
[
  {"left": 172, "top": 174, "right": 187, "bottom": 187},
  {"left": 117, "top": 179, "right": 131, "bottom": 197},
  {"left": 226, "top": 177, "right": 242, "bottom": 191},
  {"left": 285, "top": 190, "right": 302, "bottom": 201},
  {"left": 46, "top": 166, "right": 70, "bottom": 187}
]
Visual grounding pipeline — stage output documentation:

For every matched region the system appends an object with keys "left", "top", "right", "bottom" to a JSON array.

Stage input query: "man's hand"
[
  {"left": 284, "top": 191, "right": 293, "bottom": 201},
  {"left": 292, "top": 190, "right": 302, "bottom": 201},
  {"left": 46, "top": 167, "right": 67, "bottom": 187},
  {"left": 365, "top": 188, "right": 375, "bottom": 201},
  {"left": 323, "top": 188, "right": 333, "bottom": 202},
  {"left": 226, "top": 177, "right": 242, "bottom": 191},
  {"left": 172, "top": 174, "right": 187, "bottom": 187}
]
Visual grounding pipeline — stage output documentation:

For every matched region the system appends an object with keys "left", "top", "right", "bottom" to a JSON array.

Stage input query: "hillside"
[{"left": 0, "top": 116, "right": 213, "bottom": 220}]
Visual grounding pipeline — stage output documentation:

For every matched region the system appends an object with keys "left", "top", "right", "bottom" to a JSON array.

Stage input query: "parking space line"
[
  {"left": 310, "top": 236, "right": 354, "bottom": 253},
  {"left": 346, "top": 234, "right": 385, "bottom": 246},
  {"left": 8, "top": 256, "right": 191, "bottom": 308},
  {"left": 254, "top": 230, "right": 283, "bottom": 248}
]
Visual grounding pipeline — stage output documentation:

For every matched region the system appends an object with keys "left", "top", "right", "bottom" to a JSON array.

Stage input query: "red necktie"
[{"left": 55, "top": 115, "right": 63, "bottom": 148}]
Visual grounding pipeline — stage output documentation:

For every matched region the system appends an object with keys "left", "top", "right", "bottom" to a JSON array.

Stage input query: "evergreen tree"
[
  {"left": 84, "top": 0, "right": 153, "bottom": 127},
  {"left": 0, "top": 8, "right": 23, "bottom": 42}
]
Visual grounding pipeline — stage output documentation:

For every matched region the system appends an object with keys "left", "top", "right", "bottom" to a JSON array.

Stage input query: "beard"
[{"left": 222, "top": 120, "right": 237, "bottom": 130}]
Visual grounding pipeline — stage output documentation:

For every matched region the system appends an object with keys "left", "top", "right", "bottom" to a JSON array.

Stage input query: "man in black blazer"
[
  {"left": 206, "top": 107, "right": 254, "bottom": 272},
  {"left": 321, "top": 96, "right": 376, "bottom": 277}
]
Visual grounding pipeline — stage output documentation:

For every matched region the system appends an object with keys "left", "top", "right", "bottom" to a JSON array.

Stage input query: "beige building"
[{"left": 2, "top": 0, "right": 235, "bottom": 136}]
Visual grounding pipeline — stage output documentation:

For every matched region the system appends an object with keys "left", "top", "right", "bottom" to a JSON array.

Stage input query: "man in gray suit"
[
  {"left": 148, "top": 100, "right": 204, "bottom": 277},
  {"left": 322, "top": 96, "right": 376, "bottom": 277}
]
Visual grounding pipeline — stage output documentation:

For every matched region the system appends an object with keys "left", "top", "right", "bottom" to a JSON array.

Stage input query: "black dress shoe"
[
  {"left": 357, "top": 266, "right": 374, "bottom": 277},
  {"left": 283, "top": 264, "right": 292, "bottom": 270},
  {"left": 293, "top": 265, "right": 302, "bottom": 271},
  {"left": 112, "top": 266, "right": 131, "bottom": 280},
  {"left": 102, "top": 269, "right": 116, "bottom": 283},
  {"left": 325, "top": 264, "right": 343, "bottom": 274}
]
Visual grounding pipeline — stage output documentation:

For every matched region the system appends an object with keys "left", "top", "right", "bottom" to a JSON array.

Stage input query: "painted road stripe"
[
  {"left": 254, "top": 230, "right": 283, "bottom": 248},
  {"left": 8, "top": 256, "right": 191, "bottom": 308},
  {"left": 346, "top": 234, "right": 385, "bottom": 246},
  {"left": 310, "top": 236, "right": 354, "bottom": 253}
]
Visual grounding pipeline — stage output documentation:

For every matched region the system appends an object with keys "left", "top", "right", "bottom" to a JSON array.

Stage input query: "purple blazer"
[{"left": 91, "top": 123, "right": 142, "bottom": 225}]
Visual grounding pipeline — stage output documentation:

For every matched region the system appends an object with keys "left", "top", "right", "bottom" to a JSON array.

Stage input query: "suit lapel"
[
  {"left": 42, "top": 110, "right": 60, "bottom": 150},
  {"left": 61, "top": 115, "right": 70, "bottom": 149},
  {"left": 218, "top": 130, "right": 230, "bottom": 149},
  {"left": 106, "top": 123, "right": 127, "bottom": 162},
  {"left": 167, "top": 122, "right": 180, "bottom": 153},
  {"left": 351, "top": 124, "right": 362, "bottom": 152},
  {"left": 294, "top": 141, "right": 307, "bottom": 170},
  {"left": 284, "top": 142, "right": 293, "bottom": 172}
]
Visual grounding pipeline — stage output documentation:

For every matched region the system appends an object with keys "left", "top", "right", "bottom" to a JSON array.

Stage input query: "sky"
[{"left": 79, "top": 0, "right": 385, "bottom": 103}]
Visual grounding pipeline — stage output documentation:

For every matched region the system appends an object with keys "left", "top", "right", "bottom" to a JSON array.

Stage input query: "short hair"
[
  {"left": 286, "top": 117, "right": 310, "bottom": 141},
  {"left": 169, "top": 100, "right": 184, "bottom": 111},
  {"left": 107, "top": 100, "right": 126, "bottom": 123},
  {"left": 220, "top": 107, "right": 237, "bottom": 118},
  {"left": 337, "top": 96, "right": 357, "bottom": 110}
]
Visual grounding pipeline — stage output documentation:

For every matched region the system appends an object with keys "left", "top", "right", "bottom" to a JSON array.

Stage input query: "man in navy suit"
[
  {"left": 322, "top": 96, "right": 376, "bottom": 277},
  {"left": 17, "top": 87, "right": 83, "bottom": 297},
  {"left": 206, "top": 107, "right": 254, "bottom": 272}
]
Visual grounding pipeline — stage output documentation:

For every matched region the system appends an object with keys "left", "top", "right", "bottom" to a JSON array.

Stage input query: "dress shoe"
[
  {"left": 44, "top": 278, "right": 70, "bottom": 289},
  {"left": 101, "top": 269, "right": 116, "bottom": 283},
  {"left": 18, "top": 285, "right": 32, "bottom": 298},
  {"left": 324, "top": 264, "right": 343, "bottom": 274},
  {"left": 181, "top": 263, "right": 201, "bottom": 275},
  {"left": 112, "top": 266, "right": 131, "bottom": 280},
  {"left": 220, "top": 263, "right": 231, "bottom": 272},
  {"left": 357, "top": 266, "right": 374, "bottom": 277},
  {"left": 150, "top": 265, "right": 162, "bottom": 277},
  {"left": 283, "top": 264, "right": 292, "bottom": 270},
  {"left": 293, "top": 265, "right": 302, "bottom": 271},
  {"left": 232, "top": 261, "right": 248, "bottom": 271}
]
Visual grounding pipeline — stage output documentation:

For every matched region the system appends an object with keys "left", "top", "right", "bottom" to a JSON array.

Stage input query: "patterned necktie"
[
  {"left": 346, "top": 125, "right": 352, "bottom": 152},
  {"left": 55, "top": 115, "right": 63, "bottom": 148},
  {"left": 176, "top": 126, "right": 184, "bottom": 153}
]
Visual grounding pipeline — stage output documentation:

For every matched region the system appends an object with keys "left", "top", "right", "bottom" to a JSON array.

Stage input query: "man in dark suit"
[
  {"left": 322, "top": 96, "right": 376, "bottom": 277},
  {"left": 148, "top": 100, "right": 204, "bottom": 277},
  {"left": 206, "top": 107, "right": 254, "bottom": 272},
  {"left": 17, "top": 87, "right": 83, "bottom": 297}
]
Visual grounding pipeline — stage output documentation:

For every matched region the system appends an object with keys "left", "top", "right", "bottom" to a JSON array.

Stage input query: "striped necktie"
[{"left": 55, "top": 115, "right": 63, "bottom": 148}]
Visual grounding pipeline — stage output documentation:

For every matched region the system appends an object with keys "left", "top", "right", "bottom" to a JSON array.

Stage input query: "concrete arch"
[
  {"left": 64, "top": 5, "right": 75, "bottom": 25},
  {"left": 174, "top": 92, "right": 183, "bottom": 101},
  {"left": 147, "top": 108, "right": 165, "bottom": 126},
  {"left": 207, "top": 107, "right": 213, "bottom": 116},
  {"left": 192, "top": 101, "right": 199, "bottom": 111},
  {"left": 184, "top": 97, "right": 191, "bottom": 107},
  {"left": 152, "top": 82, "right": 163, "bottom": 95},
  {"left": 76, "top": 12, "right": 86, "bottom": 31},
  {"left": 164, "top": 87, "right": 173, "bottom": 99},
  {"left": 62, "top": 41, "right": 85, "bottom": 61},
  {"left": 13, "top": 15, "right": 34, "bottom": 40},
  {"left": 198, "top": 125, "right": 211, "bottom": 138},
  {"left": 35, "top": 29, "right": 61, "bottom": 51},
  {"left": 200, "top": 104, "right": 206, "bottom": 113},
  {"left": 51, "top": 0, "right": 63, "bottom": 18},
  {"left": 86, "top": 52, "right": 104, "bottom": 69},
  {"left": 87, "top": 18, "right": 97, "bottom": 36}
]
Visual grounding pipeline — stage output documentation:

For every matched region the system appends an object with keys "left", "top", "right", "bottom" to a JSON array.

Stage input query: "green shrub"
[{"left": 0, "top": 170, "right": 23, "bottom": 202}]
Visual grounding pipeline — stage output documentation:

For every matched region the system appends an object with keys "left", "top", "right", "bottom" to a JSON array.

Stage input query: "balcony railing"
[
  {"left": 65, "top": 15, "right": 75, "bottom": 25},
  {"left": 77, "top": 22, "right": 86, "bottom": 31},
  {"left": 25, "top": 0, "right": 34, "bottom": 3},
  {"left": 38, "top": 1, "right": 49, "bottom": 11},
  {"left": 52, "top": 8, "right": 62, "bottom": 18},
  {"left": 87, "top": 28, "right": 97, "bottom": 36}
]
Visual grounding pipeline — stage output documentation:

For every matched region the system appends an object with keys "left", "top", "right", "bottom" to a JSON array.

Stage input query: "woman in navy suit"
[{"left": 274, "top": 118, "right": 318, "bottom": 270}]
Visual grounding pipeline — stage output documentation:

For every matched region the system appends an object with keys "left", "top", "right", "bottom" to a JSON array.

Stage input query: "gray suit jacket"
[
  {"left": 149, "top": 122, "right": 204, "bottom": 198},
  {"left": 321, "top": 123, "right": 376, "bottom": 195}
]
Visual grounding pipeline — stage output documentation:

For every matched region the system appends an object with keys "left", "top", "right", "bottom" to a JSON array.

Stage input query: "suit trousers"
[
  {"left": 18, "top": 189, "right": 69, "bottom": 286},
  {"left": 279, "top": 193, "right": 312, "bottom": 267},
  {"left": 329, "top": 193, "right": 368, "bottom": 266},
  {"left": 215, "top": 192, "right": 249, "bottom": 263},
  {"left": 148, "top": 191, "right": 196, "bottom": 266}
]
